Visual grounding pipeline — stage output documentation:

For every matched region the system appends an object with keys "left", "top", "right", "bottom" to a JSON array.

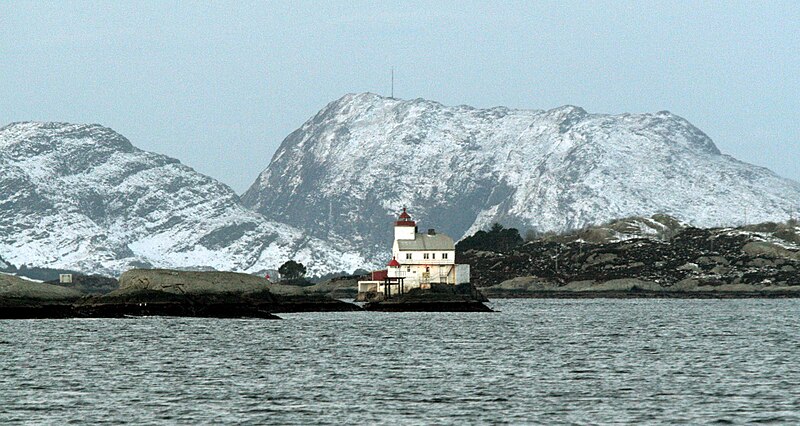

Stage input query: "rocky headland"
[{"left": 458, "top": 217, "right": 800, "bottom": 298}]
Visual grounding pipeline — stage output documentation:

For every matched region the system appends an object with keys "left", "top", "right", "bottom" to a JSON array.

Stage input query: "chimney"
[{"left": 427, "top": 228, "right": 436, "bottom": 235}]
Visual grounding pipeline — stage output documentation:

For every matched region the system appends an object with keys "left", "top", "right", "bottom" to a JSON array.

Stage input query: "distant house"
[
  {"left": 59, "top": 274, "right": 73, "bottom": 284},
  {"left": 358, "top": 208, "right": 470, "bottom": 296}
]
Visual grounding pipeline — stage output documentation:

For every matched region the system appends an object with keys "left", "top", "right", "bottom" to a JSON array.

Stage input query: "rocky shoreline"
[
  {"left": 482, "top": 289, "right": 800, "bottom": 299},
  {"left": 459, "top": 218, "right": 800, "bottom": 298},
  {"left": 5, "top": 218, "right": 800, "bottom": 320}
]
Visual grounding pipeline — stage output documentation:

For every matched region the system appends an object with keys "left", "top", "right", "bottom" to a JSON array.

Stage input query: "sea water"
[{"left": 1, "top": 299, "right": 799, "bottom": 424}]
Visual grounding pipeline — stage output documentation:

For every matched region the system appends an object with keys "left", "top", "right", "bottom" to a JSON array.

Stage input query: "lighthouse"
[
  {"left": 394, "top": 207, "right": 416, "bottom": 241},
  {"left": 357, "top": 208, "right": 471, "bottom": 296}
]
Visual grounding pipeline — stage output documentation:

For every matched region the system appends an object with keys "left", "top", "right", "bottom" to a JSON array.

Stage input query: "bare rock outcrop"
[
  {"left": 465, "top": 221, "right": 800, "bottom": 298},
  {"left": 117, "top": 269, "right": 271, "bottom": 295},
  {"left": 88, "top": 269, "right": 360, "bottom": 315},
  {"left": 0, "top": 274, "right": 82, "bottom": 302}
]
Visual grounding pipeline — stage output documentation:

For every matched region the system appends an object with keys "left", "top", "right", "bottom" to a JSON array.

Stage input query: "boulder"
[
  {"left": 670, "top": 278, "right": 700, "bottom": 291},
  {"left": 748, "top": 258, "right": 775, "bottom": 268},
  {"left": 696, "top": 256, "right": 730, "bottom": 266},
  {"left": 481, "top": 276, "right": 559, "bottom": 297},
  {"left": 562, "top": 280, "right": 597, "bottom": 290},
  {"left": 586, "top": 279, "right": 662, "bottom": 292},
  {"left": 677, "top": 262, "right": 702, "bottom": 272},
  {"left": 710, "top": 265, "right": 731, "bottom": 275},
  {"left": 586, "top": 253, "right": 618, "bottom": 265},
  {"left": 743, "top": 242, "right": 800, "bottom": 261},
  {"left": 354, "top": 290, "right": 382, "bottom": 302}
]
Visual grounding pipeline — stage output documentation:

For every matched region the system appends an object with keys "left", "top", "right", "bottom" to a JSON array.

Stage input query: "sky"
[{"left": 1, "top": 1, "right": 798, "bottom": 193}]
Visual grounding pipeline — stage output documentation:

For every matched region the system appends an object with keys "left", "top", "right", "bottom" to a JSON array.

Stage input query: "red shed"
[{"left": 371, "top": 269, "right": 388, "bottom": 281}]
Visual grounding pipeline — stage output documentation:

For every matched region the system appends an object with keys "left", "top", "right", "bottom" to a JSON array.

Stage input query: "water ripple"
[{"left": 1, "top": 299, "right": 799, "bottom": 424}]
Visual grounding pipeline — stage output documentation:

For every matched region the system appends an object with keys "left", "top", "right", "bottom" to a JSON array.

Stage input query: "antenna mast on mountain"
[{"left": 391, "top": 67, "right": 394, "bottom": 99}]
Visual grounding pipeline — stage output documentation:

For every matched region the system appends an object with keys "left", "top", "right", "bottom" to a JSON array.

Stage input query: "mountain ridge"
[
  {"left": 4, "top": 94, "right": 799, "bottom": 276},
  {"left": 242, "top": 92, "right": 800, "bottom": 264},
  {"left": 0, "top": 121, "right": 369, "bottom": 276}
]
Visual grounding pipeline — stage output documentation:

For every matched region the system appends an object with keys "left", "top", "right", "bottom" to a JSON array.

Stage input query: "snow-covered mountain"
[
  {"left": 242, "top": 92, "right": 800, "bottom": 263},
  {"left": 0, "top": 122, "right": 368, "bottom": 276}
]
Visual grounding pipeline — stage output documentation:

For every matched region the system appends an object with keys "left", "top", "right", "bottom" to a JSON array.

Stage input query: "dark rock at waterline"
[
  {"left": 1, "top": 286, "right": 282, "bottom": 319},
  {"left": 365, "top": 300, "right": 493, "bottom": 312},
  {"left": 73, "top": 289, "right": 282, "bottom": 319},
  {"left": 0, "top": 305, "right": 79, "bottom": 319},
  {"left": 363, "top": 283, "right": 492, "bottom": 312},
  {"left": 268, "top": 294, "right": 362, "bottom": 313}
]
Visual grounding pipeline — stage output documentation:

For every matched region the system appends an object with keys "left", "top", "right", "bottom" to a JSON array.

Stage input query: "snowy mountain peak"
[
  {"left": 0, "top": 122, "right": 369, "bottom": 276},
  {"left": 0, "top": 122, "right": 136, "bottom": 153},
  {"left": 547, "top": 104, "right": 587, "bottom": 116},
  {"left": 243, "top": 93, "right": 800, "bottom": 264}
]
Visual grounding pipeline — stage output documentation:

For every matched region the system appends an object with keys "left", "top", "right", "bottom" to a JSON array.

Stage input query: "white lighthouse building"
[{"left": 358, "top": 208, "right": 470, "bottom": 296}]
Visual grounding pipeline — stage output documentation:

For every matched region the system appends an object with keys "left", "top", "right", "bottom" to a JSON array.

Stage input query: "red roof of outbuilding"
[{"left": 387, "top": 257, "right": 401, "bottom": 267}]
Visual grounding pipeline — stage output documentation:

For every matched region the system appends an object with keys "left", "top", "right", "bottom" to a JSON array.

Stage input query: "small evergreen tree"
[
  {"left": 456, "top": 223, "right": 523, "bottom": 252},
  {"left": 278, "top": 260, "right": 307, "bottom": 280}
]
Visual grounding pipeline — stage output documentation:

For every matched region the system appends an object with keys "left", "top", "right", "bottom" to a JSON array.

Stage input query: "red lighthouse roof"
[
  {"left": 395, "top": 207, "right": 416, "bottom": 227},
  {"left": 387, "top": 257, "right": 401, "bottom": 267}
]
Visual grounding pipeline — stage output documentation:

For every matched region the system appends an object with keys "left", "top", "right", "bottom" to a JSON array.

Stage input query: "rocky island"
[{"left": 1, "top": 269, "right": 362, "bottom": 319}]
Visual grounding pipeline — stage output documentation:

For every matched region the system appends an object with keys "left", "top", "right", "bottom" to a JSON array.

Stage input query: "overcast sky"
[{"left": 2, "top": 1, "right": 798, "bottom": 193}]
